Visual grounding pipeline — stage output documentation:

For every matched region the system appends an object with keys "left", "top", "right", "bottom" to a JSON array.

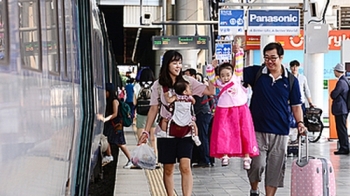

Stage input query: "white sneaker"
[
  {"left": 192, "top": 136, "right": 201, "bottom": 146},
  {"left": 123, "top": 160, "right": 133, "bottom": 169},
  {"left": 102, "top": 155, "right": 113, "bottom": 166},
  {"left": 221, "top": 156, "right": 229, "bottom": 167},
  {"left": 243, "top": 157, "right": 252, "bottom": 170}
]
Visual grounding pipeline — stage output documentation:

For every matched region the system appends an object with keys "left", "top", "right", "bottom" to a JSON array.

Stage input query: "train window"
[
  {"left": 63, "top": 0, "right": 72, "bottom": 78},
  {"left": 18, "top": 0, "right": 42, "bottom": 71},
  {"left": 92, "top": 31, "right": 103, "bottom": 86},
  {"left": 60, "top": 0, "right": 67, "bottom": 77},
  {"left": 0, "top": 0, "right": 8, "bottom": 64},
  {"left": 45, "top": 0, "right": 60, "bottom": 75}
]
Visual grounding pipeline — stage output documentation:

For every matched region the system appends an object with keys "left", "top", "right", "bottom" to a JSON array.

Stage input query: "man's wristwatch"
[{"left": 297, "top": 121, "right": 304, "bottom": 126}]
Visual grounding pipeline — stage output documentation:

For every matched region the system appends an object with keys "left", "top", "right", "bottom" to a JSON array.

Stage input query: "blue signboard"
[
  {"left": 219, "top": 9, "right": 245, "bottom": 36},
  {"left": 215, "top": 43, "right": 232, "bottom": 62},
  {"left": 247, "top": 9, "right": 300, "bottom": 35}
]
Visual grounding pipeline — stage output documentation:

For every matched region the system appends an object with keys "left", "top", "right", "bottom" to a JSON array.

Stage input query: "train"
[{"left": 0, "top": 0, "right": 121, "bottom": 195}]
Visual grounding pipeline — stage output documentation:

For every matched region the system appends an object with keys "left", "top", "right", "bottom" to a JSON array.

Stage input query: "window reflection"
[
  {"left": 93, "top": 31, "right": 103, "bottom": 86},
  {"left": 0, "top": 0, "right": 7, "bottom": 62},
  {"left": 19, "top": 1, "right": 41, "bottom": 70},
  {"left": 45, "top": 0, "right": 59, "bottom": 74}
]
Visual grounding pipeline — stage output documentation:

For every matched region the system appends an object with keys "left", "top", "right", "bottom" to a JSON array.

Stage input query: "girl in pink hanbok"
[{"left": 207, "top": 62, "right": 259, "bottom": 170}]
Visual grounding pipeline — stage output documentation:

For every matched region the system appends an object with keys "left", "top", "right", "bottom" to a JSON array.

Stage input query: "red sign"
[
  {"left": 245, "top": 35, "right": 260, "bottom": 50},
  {"left": 244, "top": 30, "right": 350, "bottom": 50}
]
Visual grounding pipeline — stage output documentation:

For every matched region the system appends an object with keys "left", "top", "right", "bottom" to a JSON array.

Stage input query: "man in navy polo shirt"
[{"left": 243, "top": 42, "right": 306, "bottom": 196}]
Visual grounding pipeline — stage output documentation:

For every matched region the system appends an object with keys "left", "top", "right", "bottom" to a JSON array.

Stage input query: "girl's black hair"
[
  {"left": 174, "top": 80, "right": 189, "bottom": 95},
  {"left": 215, "top": 66, "right": 220, "bottom": 76},
  {"left": 158, "top": 50, "right": 185, "bottom": 88},
  {"left": 218, "top": 62, "right": 234, "bottom": 75},
  {"left": 105, "top": 83, "right": 117, "bottom": 116}
]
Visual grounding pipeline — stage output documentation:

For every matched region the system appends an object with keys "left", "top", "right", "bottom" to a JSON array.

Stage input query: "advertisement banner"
[
  {"left": 247, "top": 9, "right": 300, "bottom": 36},
  {"left": 245, "top": 30, "right": 350, "bottom": 50}
]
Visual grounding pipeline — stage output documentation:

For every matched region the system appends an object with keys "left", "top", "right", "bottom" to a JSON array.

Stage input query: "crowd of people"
[
  {"left": 97, "top": 41, "right": 350, "bottom": 196},
  {"left": 136, "top": 46, "right": 305, "bottom": 196}
]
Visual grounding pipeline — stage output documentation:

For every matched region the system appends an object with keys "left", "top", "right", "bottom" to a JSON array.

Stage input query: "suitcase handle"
[{"left": 297, "top": 130, "right": 309, "bottom": 166}]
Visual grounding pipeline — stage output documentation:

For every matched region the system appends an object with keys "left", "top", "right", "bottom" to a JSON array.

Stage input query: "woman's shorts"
[
  {"left": 103, "top": 123, "right": 126, "bottom": 145},
  {"left": 157, "top": 136, "right": 193, "bottom": 164},
  {"left": 136, "top": 114, "right": 157, "bottom": 129},
  {"left": 114, "top": 129, "right": 127, "bottom": 145}
]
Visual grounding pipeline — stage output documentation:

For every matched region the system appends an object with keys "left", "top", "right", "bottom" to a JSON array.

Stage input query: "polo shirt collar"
[{"left": 261, "top": 64, "right": 289, "bottom": 78}]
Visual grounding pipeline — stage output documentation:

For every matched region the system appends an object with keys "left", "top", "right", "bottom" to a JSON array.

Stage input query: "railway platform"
[{"left": 114, "top": 125, "right": 349, "bottom": 196}]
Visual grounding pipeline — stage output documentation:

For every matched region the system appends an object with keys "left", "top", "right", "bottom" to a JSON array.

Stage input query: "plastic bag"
[{"left": 131, "top": 144, "right": 156, "bottom": 170}]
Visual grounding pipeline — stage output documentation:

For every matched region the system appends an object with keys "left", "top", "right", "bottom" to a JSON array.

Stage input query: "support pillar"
[
  {"left": 176, "top": 0, "right": 199, "bottom": 69},
  {"left": 303, "top": 0, "right": 326, "bottom": 109},
  {"left": 305, "top": 53, "right": 324, "bottom": 108},
  {"left": 166, "top": 0, "right": 175, "bottom": 36},
  {"left": 155, "top": 50, "right": 162, "bottom": 77}
]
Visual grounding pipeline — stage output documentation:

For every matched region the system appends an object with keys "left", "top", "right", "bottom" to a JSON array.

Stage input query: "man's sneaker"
[
  {"left": 250, "top": 190, "right": 260, "bottom": 196},
  {"left": 102, "top": 155, "right": 113, "bottom": 166},
  {"left": 123, "top": 160, "right": 133, "bottom": 169},
  {"left": 221, "top": 156, "right": 229, "bottom": 166},
  {"left": 243, "top": 157, "right": 252, "bottom": 170},
  {"left": 192, "top": 163, "right": 212, "bottom": 168},
  {"left": 192, "top": 136, "right": 201, "bottom": 146}
]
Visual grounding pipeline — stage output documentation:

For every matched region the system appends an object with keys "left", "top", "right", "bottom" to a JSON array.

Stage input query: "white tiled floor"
[{"left": 116, "top": 126, "right": 349, "bottom": 196}]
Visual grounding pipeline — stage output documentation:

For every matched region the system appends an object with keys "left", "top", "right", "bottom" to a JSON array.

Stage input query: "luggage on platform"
[{"left": 291, "top": 134, "right": 336, "bottom": 196}]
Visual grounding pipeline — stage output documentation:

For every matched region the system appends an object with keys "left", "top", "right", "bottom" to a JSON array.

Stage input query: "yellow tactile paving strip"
[
  {"left": 145, "top": 167, "right": 177, "bottom": 196},
  {"left": 132, "top": 124, "right": 177, "bottom": 196}
]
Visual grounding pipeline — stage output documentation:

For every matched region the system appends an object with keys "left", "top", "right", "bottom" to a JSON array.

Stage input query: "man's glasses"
[{"left": 264, "top": 56, "right": 279, "bottom": 62}]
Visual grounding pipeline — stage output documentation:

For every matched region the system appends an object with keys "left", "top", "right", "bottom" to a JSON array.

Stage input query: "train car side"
[{"left": 0, "top": 0, "right": 108, "bottom": 195}]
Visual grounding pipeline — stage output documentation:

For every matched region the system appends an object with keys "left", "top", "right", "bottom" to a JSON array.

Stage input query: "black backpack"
[{"left": 136, "top": 83, "right": 152, "bottom": 115}]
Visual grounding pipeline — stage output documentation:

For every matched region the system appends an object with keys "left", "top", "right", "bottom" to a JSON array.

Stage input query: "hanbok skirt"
[{"left": 210, "top": 104, "right": 259, "bottom": 158}]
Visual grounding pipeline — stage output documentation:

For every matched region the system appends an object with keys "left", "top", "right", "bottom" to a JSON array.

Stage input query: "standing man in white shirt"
[
  {"left": 289, "top": 60, "right": 314, "bottom": 111},
  {"left": 289, "top": 60, "right": 314, "bottom": 142}
]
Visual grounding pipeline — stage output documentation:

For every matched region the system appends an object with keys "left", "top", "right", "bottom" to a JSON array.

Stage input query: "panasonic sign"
[
  {"left": 247, "top": 9, "right": 300, "bottom": 36},
  {"left": 249, "top": 14, "right": 298, "bottom": 23}
]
